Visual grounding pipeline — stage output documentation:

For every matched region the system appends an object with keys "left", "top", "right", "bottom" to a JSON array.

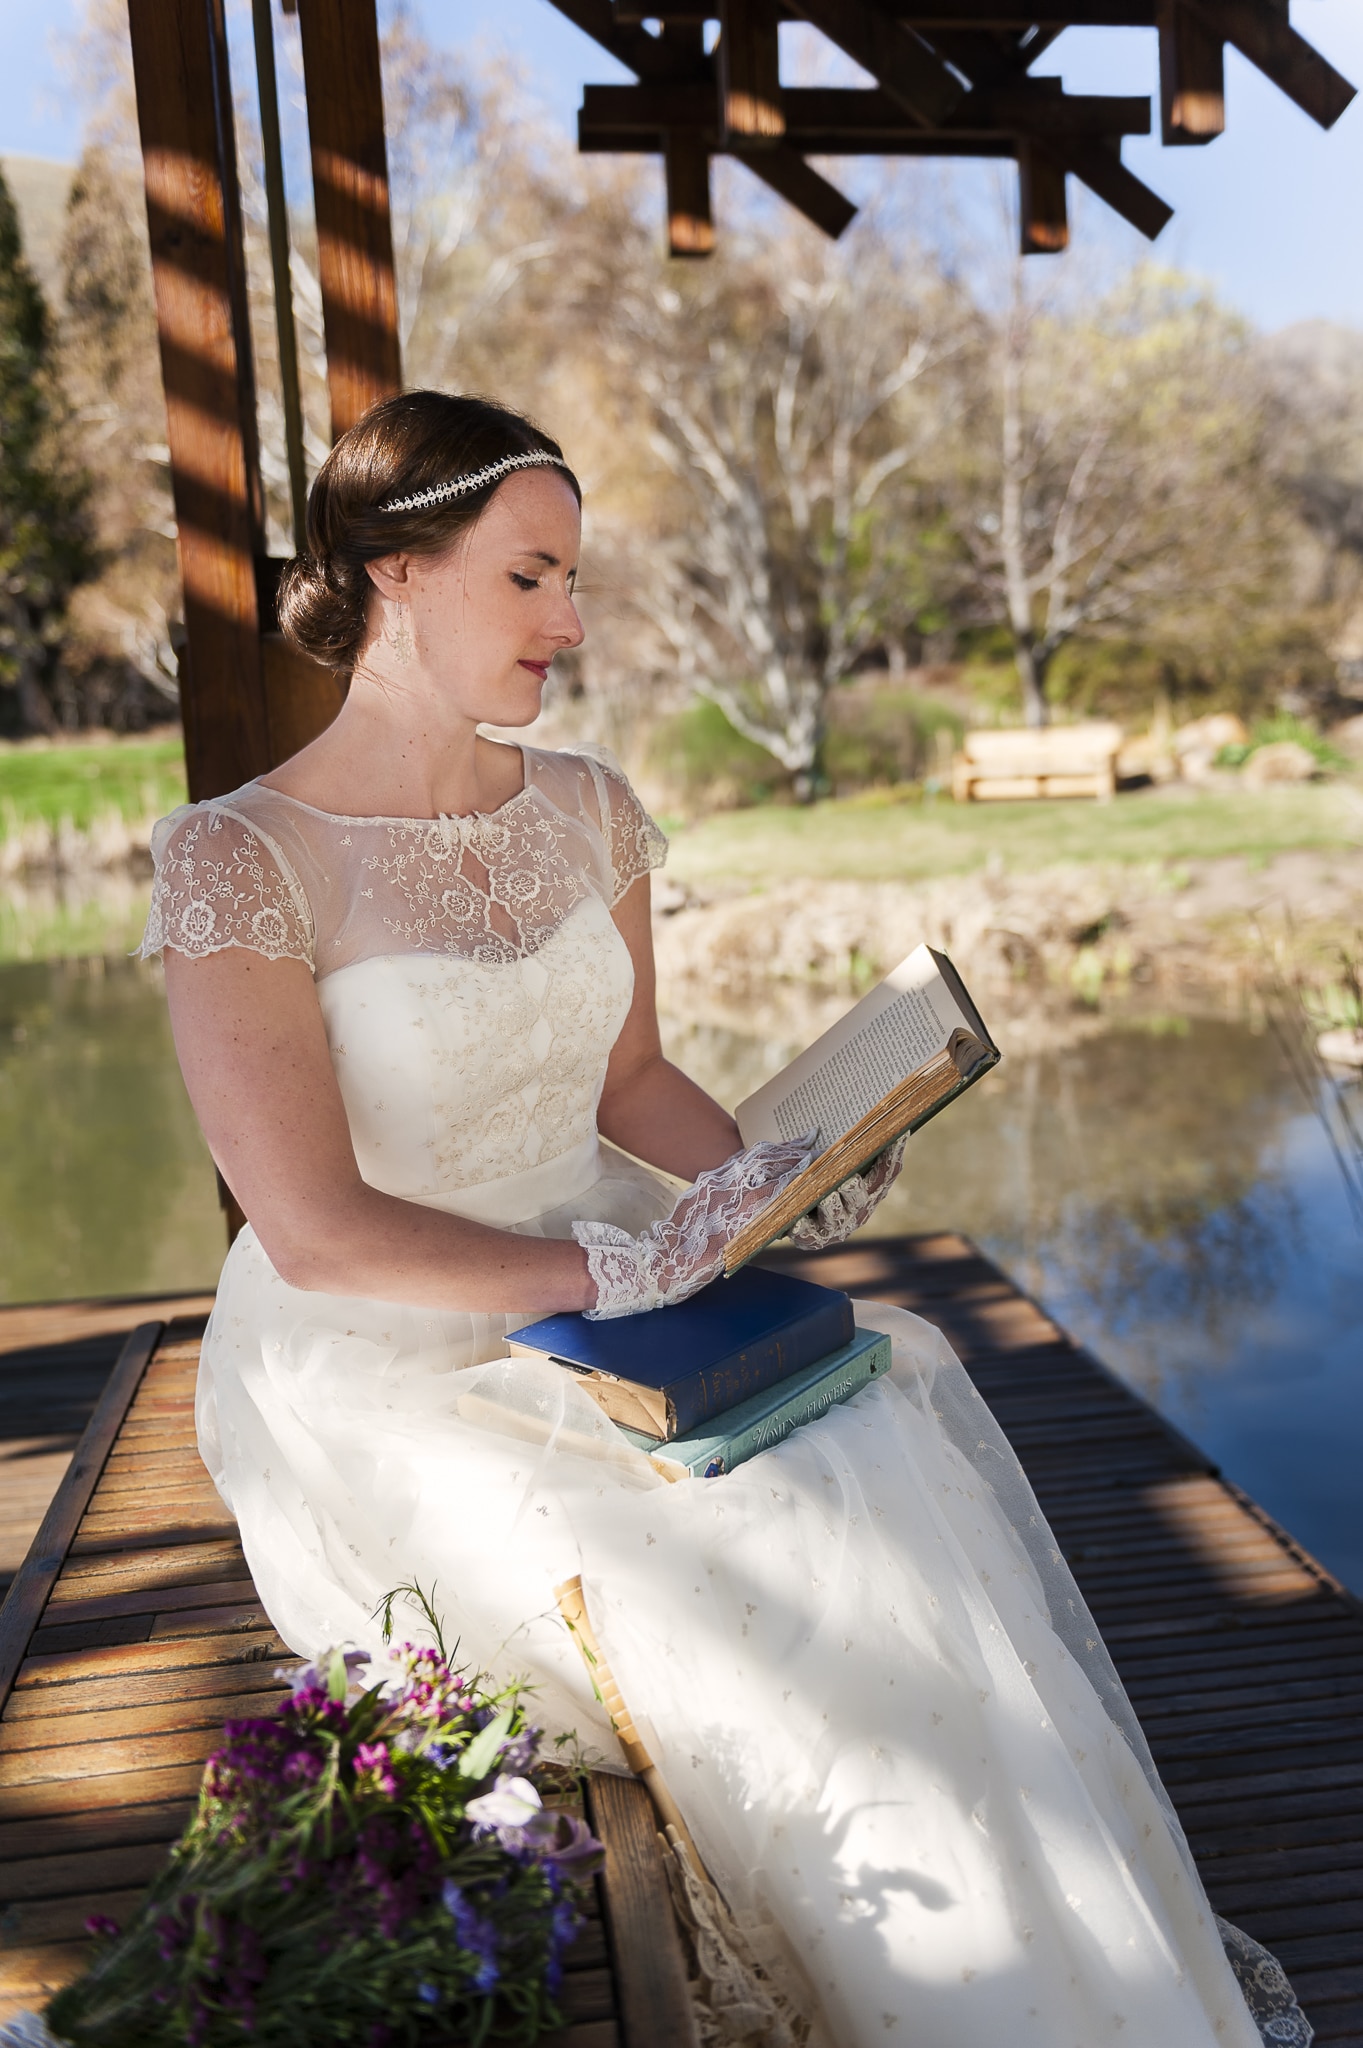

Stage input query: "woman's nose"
[{"left": 555, "top": 596, "right": 585, "bottom": 649}]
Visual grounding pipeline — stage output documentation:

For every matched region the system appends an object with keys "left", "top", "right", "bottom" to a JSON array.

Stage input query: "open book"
[{"left": 724, "top": 944, "right": 999, "bottom": 1273}]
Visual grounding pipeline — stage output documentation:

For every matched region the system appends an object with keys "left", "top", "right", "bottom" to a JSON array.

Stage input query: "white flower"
[{"left": 465, "top": 1774, "right": 544, "bottom": 1830}]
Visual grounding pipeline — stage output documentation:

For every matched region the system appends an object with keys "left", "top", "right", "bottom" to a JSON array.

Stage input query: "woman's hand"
[
  {"left": 785, "top": 1133, "right": 908, "bottom": 1252},
  {"left": 573, "top": 1135, "right": 816, "bottom": 1320}
]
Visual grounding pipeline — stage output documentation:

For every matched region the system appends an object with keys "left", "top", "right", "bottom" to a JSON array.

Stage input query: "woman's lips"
[{"left": 518, "top": 660, "right": 549, "bottom": 680}]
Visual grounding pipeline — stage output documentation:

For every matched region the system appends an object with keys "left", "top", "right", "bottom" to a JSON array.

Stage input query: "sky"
[{"left": 0, "top": 0, "right": 1359, "bottom": 335}]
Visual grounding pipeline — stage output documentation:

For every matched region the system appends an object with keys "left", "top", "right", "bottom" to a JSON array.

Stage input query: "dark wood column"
[
  {"left": 296, "top": 0, "right": 403, "bottom": 439},
  {"left": 126, "top": 0, "right": 270, "bottom": 804}
]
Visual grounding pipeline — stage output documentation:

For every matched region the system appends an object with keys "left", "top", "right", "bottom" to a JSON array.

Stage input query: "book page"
[{"left": 737, "top": 944, "right": 970, "bottom": 1152}]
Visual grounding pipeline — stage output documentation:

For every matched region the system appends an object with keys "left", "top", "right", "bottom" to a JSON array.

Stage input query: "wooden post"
[
  {"left": 295, "top": 0, "right": 403, "bottom": 439},
  {"left": 718, "top": 0, "right": 785, "bottom": 145},
  {"left": 1018, "top": 139, "right": 1069, "bottom": 253},
  {"left": 665, "top": 132, "right": 715, "bottom": 256},
  {"left": 126, "top": 0, "right": 271, "bottom": 805},
  {"left": 1158, "top": 0, "right": 1225, "bottom": 143}
]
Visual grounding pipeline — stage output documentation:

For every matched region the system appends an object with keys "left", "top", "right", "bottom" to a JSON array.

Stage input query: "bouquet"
[{"left": 43, "top": 1641, "right": 603, "bottom": 2048}]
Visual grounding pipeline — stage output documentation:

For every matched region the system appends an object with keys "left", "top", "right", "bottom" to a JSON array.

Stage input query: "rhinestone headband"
[{"left": 380, "top": 451, "right": 571, "bottom": 514}]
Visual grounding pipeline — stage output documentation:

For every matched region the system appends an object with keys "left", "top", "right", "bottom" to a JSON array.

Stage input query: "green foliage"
[
  {"left": 0, "top": 163, "right": 93, "bottom": 734},
  {"left": 647, "top": 698, "right": 789, "bottom": 811},
  {"left": 1215, "top": 714, "right": 1352, "bottom": 772},
  {"left": 822, "top": 687, "right": 965, "bottom": 793},
  {"left": 0, "top": 737, "right": 186, "bottom": 834}
]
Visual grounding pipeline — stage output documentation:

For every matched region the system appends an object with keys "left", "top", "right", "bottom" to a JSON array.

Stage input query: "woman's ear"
[{"left": 364, "top": 552, "right": 412, "bottom": 602}]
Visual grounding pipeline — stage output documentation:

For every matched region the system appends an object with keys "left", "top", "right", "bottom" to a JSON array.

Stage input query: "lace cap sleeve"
[
  {"left": 139, "top": 802, "right": 315, "bottom": 968},
  {"left": 569, "top": 746, "right": 668, "bottom": 905}
]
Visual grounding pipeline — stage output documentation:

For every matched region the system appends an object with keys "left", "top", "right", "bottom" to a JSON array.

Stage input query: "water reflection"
[
  {"left": 662, "top": 1006, "right": 1363, "bottom": 1591},
  {"left": 0, "top": 956, "right": 223, "bottom": 1303}
]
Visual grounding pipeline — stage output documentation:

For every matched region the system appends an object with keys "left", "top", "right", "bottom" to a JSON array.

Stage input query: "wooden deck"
[{"left": 1, "top": 1235, "right": 1360, "bottom": 2041}]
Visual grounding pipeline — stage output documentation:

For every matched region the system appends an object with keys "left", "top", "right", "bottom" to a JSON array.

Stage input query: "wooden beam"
[
  {"left": 1018, "top": 138, "right": 1069, "bottom": 253},
  {"left": 1158, "top": 0, "right": 1224, "bottom": 143},
  {"left": 127, "top": 0, "right": 271, "bottom": 804},
  {"left": 1060, "top": 137, "right": 1173, "bottom": 239},
  {"left": 664, "top": 130, "right": 715, "bottom": 255},
  {"left": 903, "top": 3, "right": 1156, "bottom": 17},
  {"left": 1188, "top": 0, "right": 1356, "bottom": 130},
  {"left": 731, "top": 146, "right": 859, "bottom": 238},
  {"left": 718, "top": 0, "right": 784, "bottom": 145},
  {"left": 798, "top": 0, "right": 963, "bottom": 128},
  {"left": 295, "top": 0, "right": 402, "bottom": 440},
  {"left": 580, "top": 81, "right": 1151, "bottom": 142}
]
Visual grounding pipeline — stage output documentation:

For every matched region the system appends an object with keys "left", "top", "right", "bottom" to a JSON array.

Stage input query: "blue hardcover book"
[
  {"left": 505, "top": 1266, "right": 854, "bottom": 1440},
  {"left": 618, "top": 1327, "right": 891, "bottom": 1478}
]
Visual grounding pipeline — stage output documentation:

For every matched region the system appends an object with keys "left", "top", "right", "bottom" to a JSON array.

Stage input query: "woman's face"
[{"left": 370, "top": 469, "right": 585, "bottom": 726}]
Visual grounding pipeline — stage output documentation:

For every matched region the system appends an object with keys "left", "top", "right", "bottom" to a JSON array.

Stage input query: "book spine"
[
  {"left": 664, "top": 1333, "right": 892, "bottom": 1477},
  {"left": 674, "top": 1294, "right": 856, "bottom": 1435}
]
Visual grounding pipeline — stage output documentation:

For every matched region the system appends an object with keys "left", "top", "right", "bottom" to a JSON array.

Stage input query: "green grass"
[
  {"left": 664, "top": 782, "right": 1363, "bottom": 888},
  {"left": 0, "top": 738, "right": 188, "bottom": 836}
]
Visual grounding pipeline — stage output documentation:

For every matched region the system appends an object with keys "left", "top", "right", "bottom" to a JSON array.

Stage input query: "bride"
[{"left": 144, "top": 390, "right": 1307, "bottom": 2047}]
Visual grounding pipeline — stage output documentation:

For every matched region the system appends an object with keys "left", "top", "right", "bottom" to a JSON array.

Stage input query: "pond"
[{"left": 4, "top": 955, "right": 1361, "bottom": 1592}]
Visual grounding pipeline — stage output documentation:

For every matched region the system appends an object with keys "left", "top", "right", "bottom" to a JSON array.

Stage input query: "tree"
[
  {"left": 0, "top": 163, "right": 93, "bottom": 734},
  {"left": 58, "top": 143, "right": 183, "bottom": 723},
  {"left": 951, "top": 265, "right": 1281, "bottom": 726},
  {"left": 587, "top": 210, "right": 970, "bottom": 794}
]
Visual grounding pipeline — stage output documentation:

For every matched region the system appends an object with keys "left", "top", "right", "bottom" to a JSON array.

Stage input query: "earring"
[{"left": 386, "top": 602, "right": 414, "bottom": 665}]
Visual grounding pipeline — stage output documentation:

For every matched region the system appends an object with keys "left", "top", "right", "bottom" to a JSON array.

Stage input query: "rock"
[
  {"left": 1173, "top": 713, "right": 1247, "bottom": 759},
  {"left": 1242, "top": 741, "right": 1319, "bottom": 788},
  {"left": 1317, "top": 1027, "right": 1363, "bottom": 1069},
  {"left": 1330, "top": 712, "right": 1363, "bottom": 761}
]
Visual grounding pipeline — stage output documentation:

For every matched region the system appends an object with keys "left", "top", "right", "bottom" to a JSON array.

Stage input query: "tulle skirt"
[{"left": 198, "top": 1140, "right": 1265, "bottom": 2048}]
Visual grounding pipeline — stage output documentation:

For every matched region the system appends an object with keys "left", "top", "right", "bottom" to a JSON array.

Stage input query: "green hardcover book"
[{"left": 618, "top": 1327, "right": 891, "bottom": 1479}]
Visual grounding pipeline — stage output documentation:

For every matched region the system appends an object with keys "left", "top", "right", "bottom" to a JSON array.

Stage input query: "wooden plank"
[
  {"left": 0, "top": 1326, "right": 161, "bottom": 1720},
  {"left": 0, "top": 1798, "right": 195, "bottom": 1866},
  {"left": 295, "top": 0, "right": 402, "bottom": 438},
  {"left": 718, "top": 0, "right": 784, "bottom": 143},
  {"left": 126, "top": 0, "right": 271, "bottom": 803},
  {"left": 586, "top": 1772, "right": 697, "bottom": 2048},
  {"left": 663, "top": 131, "right": 714, "bottom": 258},
  {"left": 1158, "top": 0, "right": 1224, "bottom": 142},
  {"left": 1191, "top": 0, "right": 1356, "bottom": 129}
]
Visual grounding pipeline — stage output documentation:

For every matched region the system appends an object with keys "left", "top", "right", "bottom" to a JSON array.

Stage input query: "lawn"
[
  {"left": 663, "top": 781, "right": 1363, "bottom": 888},
  {"left": 0, "top": 737, "right": 188, "bottom": 836}
]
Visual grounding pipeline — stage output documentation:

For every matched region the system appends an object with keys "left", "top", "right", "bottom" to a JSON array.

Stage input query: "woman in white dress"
[{"left": 144, "top": 391, "right": 1309, "bottom": 2048}]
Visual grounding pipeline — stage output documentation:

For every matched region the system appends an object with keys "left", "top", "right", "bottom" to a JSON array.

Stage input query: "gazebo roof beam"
[{"left": 579, "top": 81, "right": 1152, "bottom": 139}]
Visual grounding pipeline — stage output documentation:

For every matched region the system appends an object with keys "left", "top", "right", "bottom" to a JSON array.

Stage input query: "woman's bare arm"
[
  {"left": 596, "top": 876, "right": 742, "bottom": 1180},
  {"left": 163, "top": 947, "right": 595, "bottom": 1312}
]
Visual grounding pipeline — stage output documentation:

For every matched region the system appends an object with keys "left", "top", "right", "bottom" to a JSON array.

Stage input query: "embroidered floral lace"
[
  {"left": 785, "top": 1133, "right": 909, "bottom": 1252},
  {"left": 573, "top": 1135, "right": 816, "bottom": 1319},
  {"left": 140, "top": 746, "right": 666, "bottom": 979}
]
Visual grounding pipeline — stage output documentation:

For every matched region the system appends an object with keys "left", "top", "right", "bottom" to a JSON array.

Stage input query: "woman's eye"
[{"left": 510, "top": 573, "right": 539, "bottom": 591}]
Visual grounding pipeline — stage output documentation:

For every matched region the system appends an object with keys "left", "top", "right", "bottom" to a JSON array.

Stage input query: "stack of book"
[
  {"left": 508, "top": 942, "right": 999, "bottom": 1481},
  {"left": 508, "top": 1266, "right": 890, "bottom": 1481}
]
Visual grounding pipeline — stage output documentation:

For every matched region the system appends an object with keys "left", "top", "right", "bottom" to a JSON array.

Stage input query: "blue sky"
[{"left": 1, "top": 0, "right": 1359, "bottom": 334}]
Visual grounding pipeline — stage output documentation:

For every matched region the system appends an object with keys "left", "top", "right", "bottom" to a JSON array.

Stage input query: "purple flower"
[
  {"left": 416, "top": 1982, "right": 441, "bottom": 2006},
  {"left": 353, "top": 1740, "right": 399, "bottom": 1796},
  {"left": 85, "top": 1912, "right": 120, "bottom": 1938},
  {"left": 441, "top": 1881, "right": 502, "bottom": 1992}
]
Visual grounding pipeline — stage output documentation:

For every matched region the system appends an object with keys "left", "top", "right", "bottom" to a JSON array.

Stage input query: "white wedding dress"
[{"left": 141, "top": 745, "right": 1305, "bottom": 2048}]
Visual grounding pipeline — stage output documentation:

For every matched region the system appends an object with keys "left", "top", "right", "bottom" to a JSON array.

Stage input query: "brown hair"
[{"left": 277, "top": 391, "right": 581, "bottom": 675}]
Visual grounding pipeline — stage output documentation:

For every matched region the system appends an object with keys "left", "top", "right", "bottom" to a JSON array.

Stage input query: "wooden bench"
[
  {"left": 952, "top": 721, "right": 1124, "bottom": 801},
  {"left": 0, "top": 1315, "right": 695, "bottom": 2046}
]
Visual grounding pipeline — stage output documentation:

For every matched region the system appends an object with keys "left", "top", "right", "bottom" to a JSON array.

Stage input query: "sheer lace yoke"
[{"left": 140, "top": 745, "right": 666, "bottom": 982}]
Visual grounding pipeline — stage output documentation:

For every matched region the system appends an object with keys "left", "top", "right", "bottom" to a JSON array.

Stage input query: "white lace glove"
[
  {"left": 573, "top": 1136, "right": 816, "bottom": 1320},
  {"left": 785, "top": 1133, "right": 908, "bottom": 1251}
]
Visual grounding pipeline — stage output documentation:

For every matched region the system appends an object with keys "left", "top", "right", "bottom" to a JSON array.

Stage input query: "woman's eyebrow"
[{"left": 521, "top": 549, "right": 561, "bottom": 567}]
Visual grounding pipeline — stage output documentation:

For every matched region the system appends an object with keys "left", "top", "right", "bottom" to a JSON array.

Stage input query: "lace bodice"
[
  {"left": 141, "top": 745, "right": 664, "bottom": 977},
  {"left": 141, "top": 746, "right": 668, "bottom": 1194}
]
